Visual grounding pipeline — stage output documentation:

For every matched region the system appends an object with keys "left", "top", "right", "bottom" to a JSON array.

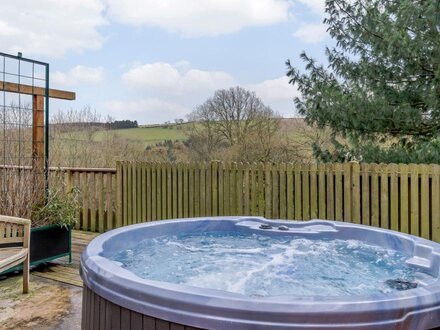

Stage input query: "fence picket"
[
  {"left": 409, "top": 164, "right": 419, "bottom": 236},
  {"left": 399, "top": 164, "right": 409, "bottom": 234},
  {"left": 370, "top": 164, "right": 379, "bottom": 228},
  {"left": 420, "top": 164, "right": 430, "bottom": 239}
]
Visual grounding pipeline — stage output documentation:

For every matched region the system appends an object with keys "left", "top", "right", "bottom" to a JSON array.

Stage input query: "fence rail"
[{"left": 1, "top": 162, "right": 439, "bottom": 243}]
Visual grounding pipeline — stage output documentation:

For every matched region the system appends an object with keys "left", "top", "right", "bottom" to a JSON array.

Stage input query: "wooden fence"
[
  {"left": 2, "top": 162, "right": 440, "bottom": 243},
  {"left": 116, "top": 161, "right": 440, "bottom": 242},
  {"left": 60, "top": 167, "right": 117, "bottom": 232}
]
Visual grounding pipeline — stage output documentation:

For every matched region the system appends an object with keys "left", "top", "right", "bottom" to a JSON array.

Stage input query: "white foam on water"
[{"left": 108, "top": 231, "right": 430, "bottom": 297}]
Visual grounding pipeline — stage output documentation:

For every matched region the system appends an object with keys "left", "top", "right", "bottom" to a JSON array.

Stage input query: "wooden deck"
[{"left": 33, "top": 230, "right": 99, "bottom": 287}]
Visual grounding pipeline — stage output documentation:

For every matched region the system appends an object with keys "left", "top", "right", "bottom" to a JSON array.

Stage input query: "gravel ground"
[{"left": 0, "top": 273, "right": 82, "bottom": 330}]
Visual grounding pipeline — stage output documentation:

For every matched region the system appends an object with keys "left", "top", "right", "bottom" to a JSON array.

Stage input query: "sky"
[{"left": 1, "top": 0, "right": 332, "bottom": 124}]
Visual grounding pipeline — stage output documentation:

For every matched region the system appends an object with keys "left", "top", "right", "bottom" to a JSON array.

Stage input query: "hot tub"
[{"left": 80, "top": 217, "right": 440, "bottom": 329}]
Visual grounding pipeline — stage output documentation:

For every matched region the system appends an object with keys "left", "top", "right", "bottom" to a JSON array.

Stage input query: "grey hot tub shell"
[{"left": 80, "top": 217, "right": 440, "bottom": 329}]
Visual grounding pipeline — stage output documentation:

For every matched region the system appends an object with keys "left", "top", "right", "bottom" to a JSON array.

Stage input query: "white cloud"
[
  {"left": 122, "top": 63, "right": 180, "bottom": 90},
  {"left": 247, "top": 76, "right": 297, "bottom": 100},
  {"left": 247, "top": 76, "right": 299, "bottom": 116},
  {"left": 104, "top": 0, "right": 291, "bottom": 37},
  {"left": 296, "top": 0, "right": 326, "bottom": 16},
  {"left": 52, "top": 66, "right": 104, "bottom": 86},
  {"left": 122, "top": 62, "right": 235, "bottom": 96},
  {"left": 119, "top": 61, "right": 300, "bottom": 122},
  {"left": 104, "top": 99, "right": 189, "bottom": 123},
  {"left": 293, "top": 23, "right": 327, "bottom": 43},
  {"left": 0, "top": 0, "right": 106, "bottom": 57}
]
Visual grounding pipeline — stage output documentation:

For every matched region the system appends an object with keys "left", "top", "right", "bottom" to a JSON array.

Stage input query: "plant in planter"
[
  {"left": 31, "top": 187, "right": 80, "bottom": 229},
  {"left": 27, "top": 187, "right": 81, "bottom": 266}
]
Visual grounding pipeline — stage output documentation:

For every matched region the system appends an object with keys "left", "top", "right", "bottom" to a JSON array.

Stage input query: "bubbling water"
[{"left": 108, "top": 231, "right": 422, "bottom": 297}]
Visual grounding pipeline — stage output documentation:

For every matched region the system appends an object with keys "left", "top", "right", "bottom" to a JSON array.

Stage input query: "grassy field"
[{"left": 94, "top": 126, "right": 187, "bottom": 146}]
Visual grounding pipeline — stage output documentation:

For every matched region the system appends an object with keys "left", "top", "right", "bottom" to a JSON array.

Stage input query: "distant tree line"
[{"left": 107, "top": 120, "right": 138, "bottom": 129}]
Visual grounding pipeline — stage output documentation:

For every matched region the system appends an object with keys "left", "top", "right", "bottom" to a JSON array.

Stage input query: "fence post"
[
  {"left": 350, "top": 161, "right": 360, "bottom": 224},
  {"left": 116, "top": 161, "right": 123, "bottom": 228}
]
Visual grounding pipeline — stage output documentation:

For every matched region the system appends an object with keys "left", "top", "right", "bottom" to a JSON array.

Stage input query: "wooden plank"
[
  {"left": 243, "top": 163, "right": 250, "bottom": 215},
  {"left": 272, "top": 165, "right": 278, "bottom": 218},
  {"left": 106, "top": 173, "right": 113, "bottom": 230},
  {"left": 409, "top": 164, "right": 419, "bottom": 236},
  {"left": 178, "top": 163, "right": 183, "bottom": 218},
  {"left": 205, "top": 162, "right": 211, "bottom": 216},
  {"left": 110, "top": 303, "right": 121, "bottom": 330},
  {"left": 130, "top": 311, "right": 143, "bottom": 330},
  {"left": 156, "top": 319, "right": 170, "bottom": 330},
  {"left": 334, "top": 163, "right": 343, "bottom": 221},
  {"left": 286, "top": 163, "right": 294, "bottom": 219},
  {"left": 370, "top": 164, "right": 379, "bottom": 228},
  {"left": 183, "top": 163, "right": 189, "bottom": 217},
  {"left": 211, "top": 162, "right": 219, "bottom": 216},
  {"left": 399, "top": 164, "right": 409, "bottom": 234},
  {"left": 432, "top": 165, "right": 440, "bottom": 243},
  {"left": 295, "top": 164, "right": 303, "bottom": 220},
  {"left": 302, "top": 165, "right": 310, "bottom": 220},
  {"left": 250, "top": 163, "right": 258, "bottom": 216},
  {"left": 131, "top": 163, "right": 140, "bottom": 223},
  {"left": 157, "top": 163, "right": 163, "bottom": 220},
  {"left": 389, "top": 164, "right": 399, "bottom": 231},
  {"left": 194, "top": 163, "right": 200, "bottom": 217},
  {"left": 121, "top": 309, "right": 130, "bottom": 330},
  {"left": 380, "top": 164, "right": 389, "bottom": 229},
  {"left": 143, "top": 315, "right": 155, "bottom": 329},
  {"left": 89, "top": 172, "right": 97, "bottom": 232},
  {"left": 81, "top": 172, "right": 89, "bottom": 230},
  {"left": 420, "top": 164, "right": 430, "bottom": 239},
  {"left": 97, "top": 172, "right": 105, "bottom": 233},
  {"left": 279, "top": 163, "right": 287, "bottom": 219},
  {"left": 137, "top": 164, "right": 143, "bottom": 222},
  {"left": 229, "top": 163, "right": 236, "bottom": 215},
  {"left": 225, "top": 163, "right": 232, "bottom": 215},
  {"left": 147, "top": 164, "right": 152, "bottom": 221},
  {"left": 309, "top": 164, "right": 318, "bottom": 219},
  {"left": 200, "top": 163, "right": 206, "bottom": 216},
  {"left": 343, "top": 162, "right": 352, "bottom": 222},
  {"left": 218, "top": 163, "right": 225, "bottom": 215},
  {"left": 361, "top": 163, "right": 370, "bottom": 226},
  {"left": 237, "top": 163, "right": 243, "bottom": 215},
  {"left": 128, "top": 163, "right": 134, "bottom": 225},
  {"left": 0, "top": 80, "right": 76, "bottom": 100},
  {"left": 317, "top": 163, "right": 326, "bottom": 219},
  {"left": 326, "top": 164, "right": 334, "bottom": 220},
  {"left": 161, "top": 164, "right": 167, "bottom": 219},
  {"left": 257, "top": 163, "right": 265, "bottom": 216},
  {"left": 105, "top": 296, "right": 111, "bottom": 330},
  {"left": 172, "top": 165, "right": 178, "bottom": 218},
  {"left": 351, "top": 162, "right": 361, "bottom": 224},
  {"left": 189, "top": 164, "right": 194, "bottom": 217},
  {"left": 32, "top": 94, "right": 45, "bottom": 176},
  {"left": 265, "top": 164, "right": 272, "bottom": 218},
  {"left": 142, "top": 164, "right": 147, "bottom": 222},
  {"left": 116, "top": 162, "right": 123, "bottom": 228},
  {"left": 151, "top": 163, "right": 157, "bottom": 221},
  {"left": 93, "top": 290, "right": 100, "bottom": 330}
]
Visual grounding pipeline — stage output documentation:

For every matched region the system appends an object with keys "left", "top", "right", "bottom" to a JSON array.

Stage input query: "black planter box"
[
  {"left": 30, "top": 224, "right": 72, "bottom": 265},
  {"left": 0, "top": 224, "right": 71, "bottom": 275}
]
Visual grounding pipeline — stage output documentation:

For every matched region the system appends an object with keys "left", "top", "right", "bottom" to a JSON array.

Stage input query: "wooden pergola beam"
[{"left": 0, "top": 80, "right": 76, "bottom": 100}]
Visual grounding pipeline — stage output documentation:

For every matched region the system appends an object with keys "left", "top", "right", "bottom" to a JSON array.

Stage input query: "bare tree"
[{"left": 187, "top": 86, "right": 280, "bottom": 161}]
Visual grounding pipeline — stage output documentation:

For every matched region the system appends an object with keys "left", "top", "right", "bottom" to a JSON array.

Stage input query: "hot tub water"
[{"left": 108, "top": 231, "right": 425, "bottom": 297}]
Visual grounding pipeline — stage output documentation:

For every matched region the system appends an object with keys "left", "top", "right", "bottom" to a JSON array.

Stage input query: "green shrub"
[{"left": 31, "top": 187, "right": 80, "bottom": 228}]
